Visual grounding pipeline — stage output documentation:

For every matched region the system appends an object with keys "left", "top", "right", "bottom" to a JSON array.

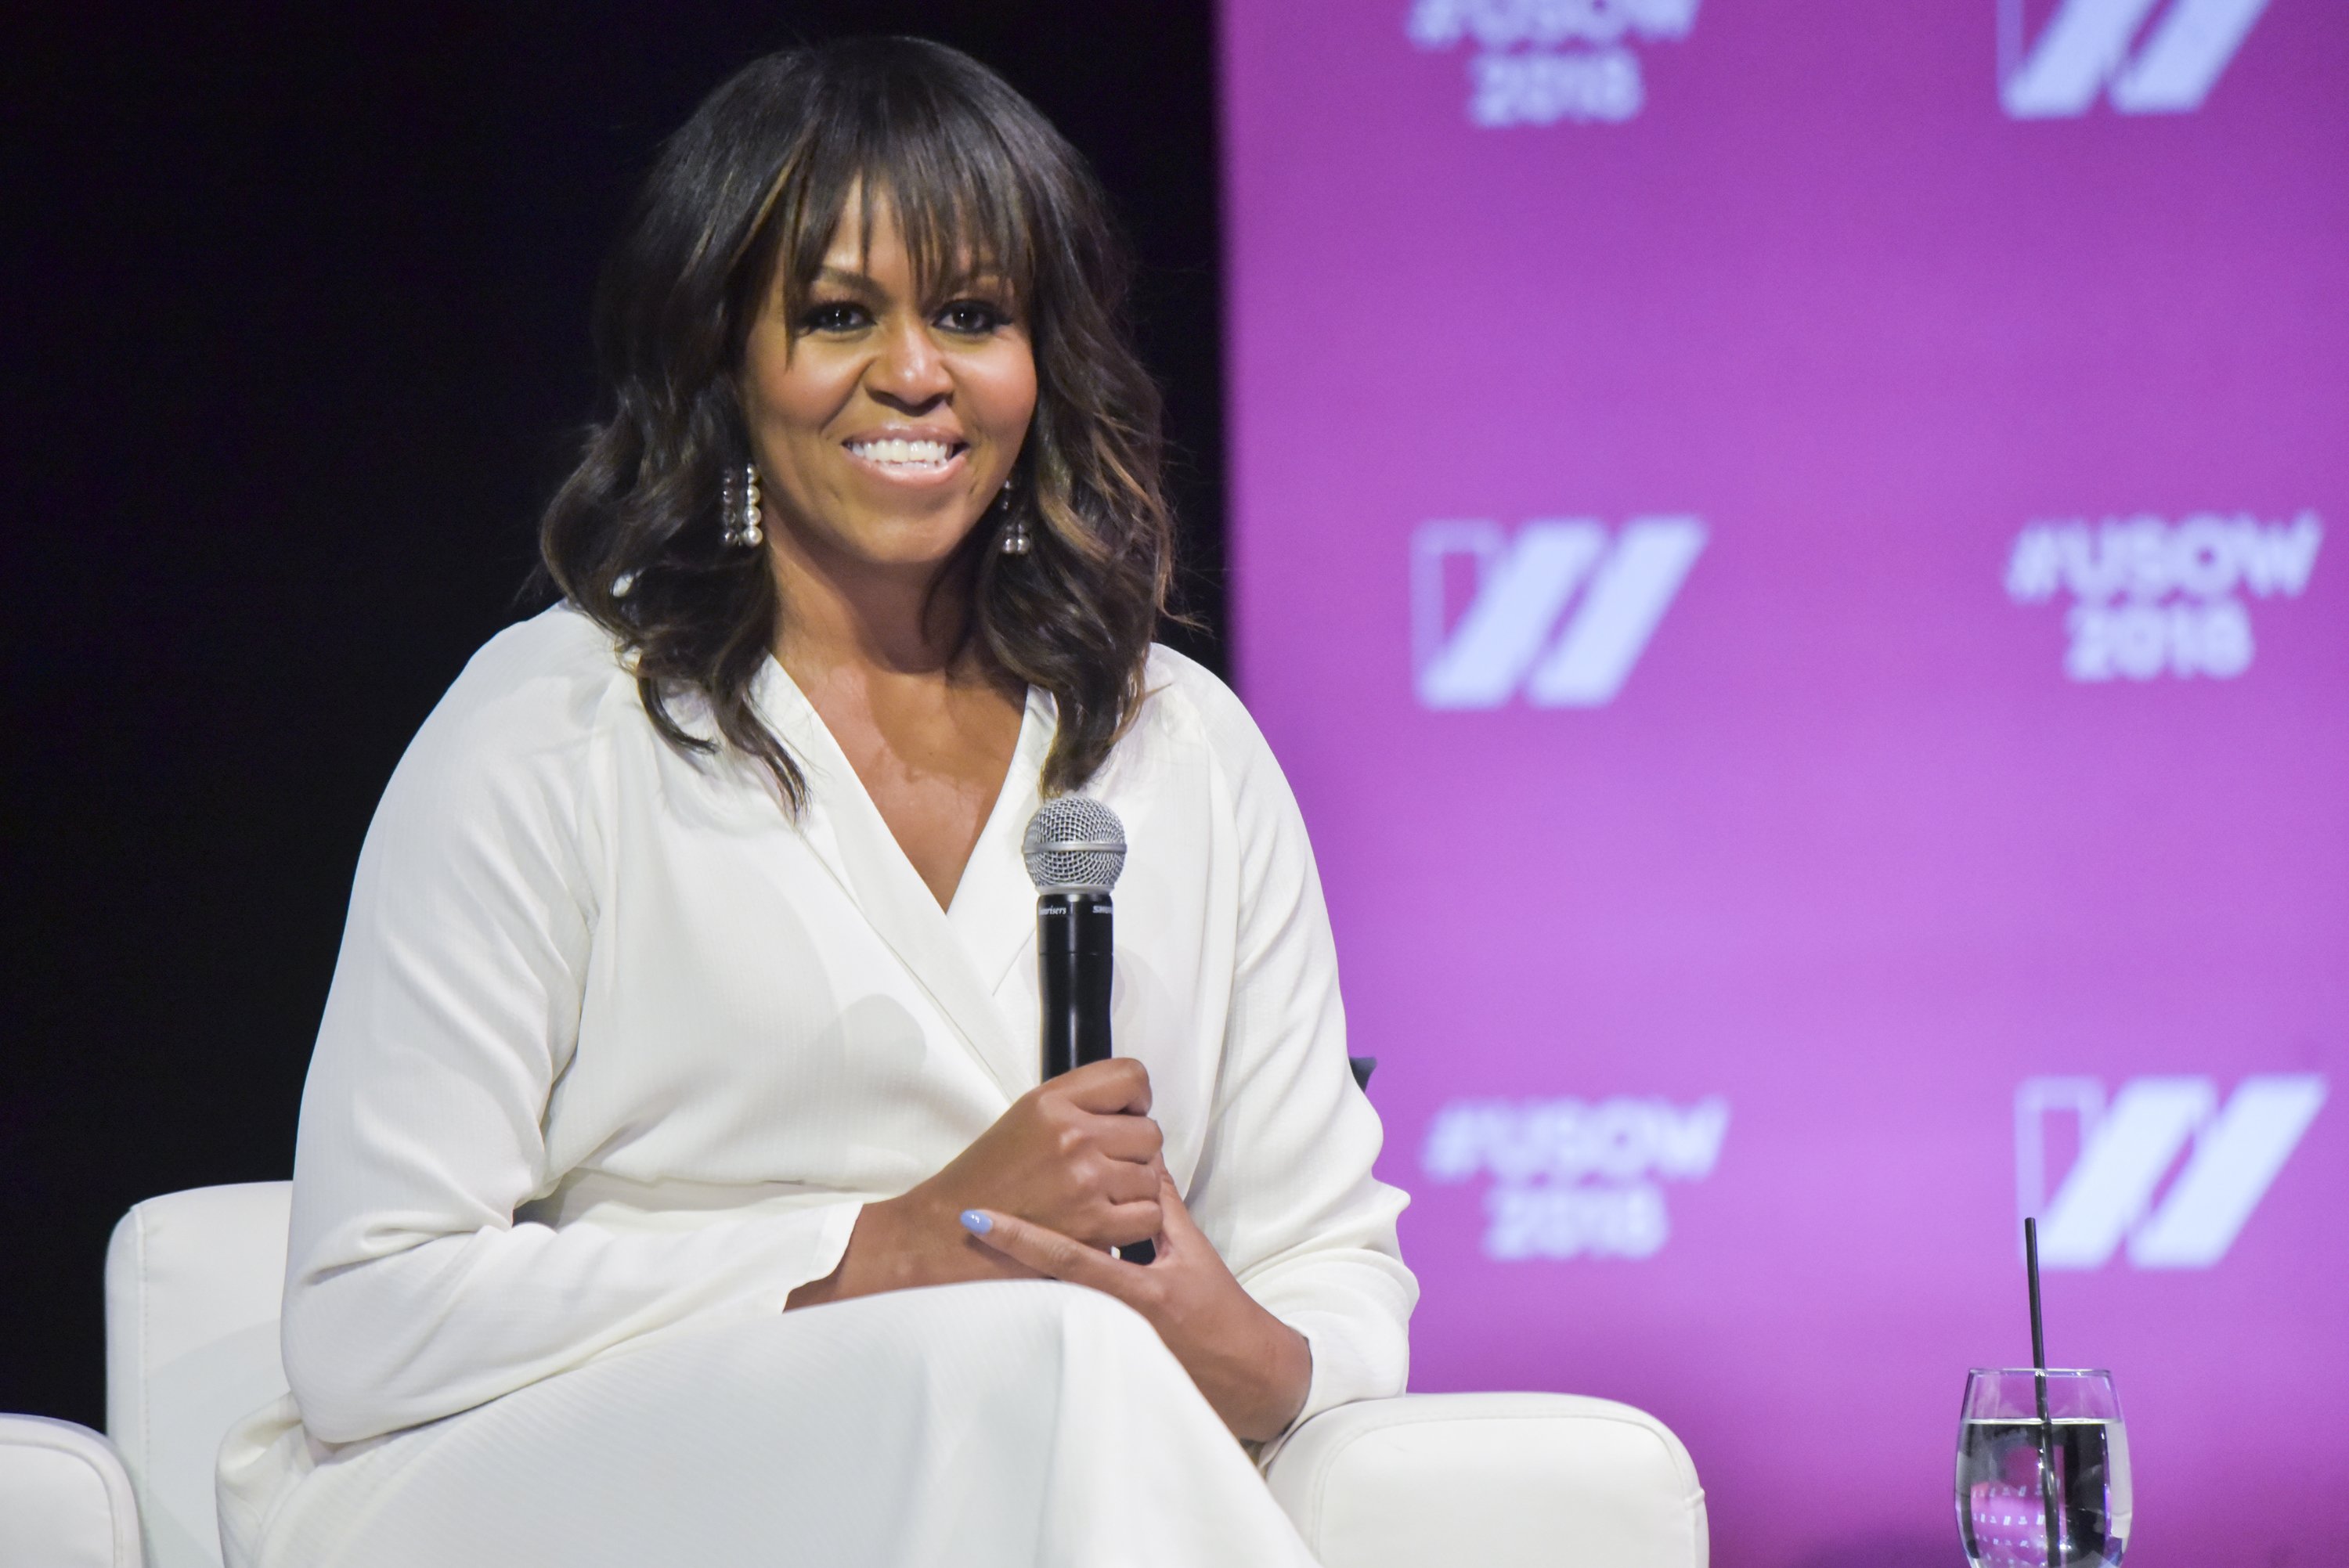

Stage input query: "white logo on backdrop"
[
  {"left": 2017, "top": 1075, "right": 2326, "bottom": 1268},
  {"left": 2004, "top": 511, "right": 2321, "bottom": 682},
  {"left": 1405, "top": 0, "right": 1700, "bottom": 126},
  {"left": 1998, "top": 0, "right": 2271, "bottom": 117},
  {"left": 1423, "top": 1096, "right": 1729, "bottom": 1260},
  {"left": 1413, "top": 517, "right": 1705, "bottom": 708}
]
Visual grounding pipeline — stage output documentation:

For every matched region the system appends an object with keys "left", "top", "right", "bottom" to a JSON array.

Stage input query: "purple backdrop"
[{"left": 1217, "top": 2, "right": 2347, "bottom": 1563}]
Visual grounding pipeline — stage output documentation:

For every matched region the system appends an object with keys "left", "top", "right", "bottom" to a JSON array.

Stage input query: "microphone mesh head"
[{"left": 1022, "top": 797, "right": 1127, "bottom": 893}]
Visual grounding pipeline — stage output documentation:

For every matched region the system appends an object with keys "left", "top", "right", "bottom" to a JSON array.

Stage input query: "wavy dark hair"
[{"left": 536, "top": 38, "right": 1174, "bottom": 806}]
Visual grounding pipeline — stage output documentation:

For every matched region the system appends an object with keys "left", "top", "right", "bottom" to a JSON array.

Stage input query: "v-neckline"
[
  {"left": 944, "top": 683, "right": 1052, "bottom": 921},
  {"left": 750, "top": 658, "right": 1054, "bottom": 1099},
  {"left": 770, "top": 657, "right": 1046, "bottom": 905}
]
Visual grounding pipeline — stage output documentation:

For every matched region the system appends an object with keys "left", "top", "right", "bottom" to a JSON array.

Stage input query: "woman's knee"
[
  {"left": 951, "top": 1278, "right": 1153, "bottom": 1338},
  {"left": 889, "top": 1280, "right": 1164, "bottom": 1379}
]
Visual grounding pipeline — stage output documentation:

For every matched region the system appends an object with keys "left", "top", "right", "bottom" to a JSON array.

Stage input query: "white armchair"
[{"left": 0, "top": 1185, "right": 1706, "bottom": 1568}]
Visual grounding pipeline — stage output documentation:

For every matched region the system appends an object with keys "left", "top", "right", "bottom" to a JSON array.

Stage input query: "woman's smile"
[{"left": 839, "top": 427, "right": 970, "bottom": 485}]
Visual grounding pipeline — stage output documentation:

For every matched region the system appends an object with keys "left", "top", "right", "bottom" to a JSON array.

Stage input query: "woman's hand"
[
  {"left": 788, "top": 1058, "right": 1164, "bottom": 1307},
  {"left": 958, "top": 1166, "right": 1313, "bottom": 1444}
]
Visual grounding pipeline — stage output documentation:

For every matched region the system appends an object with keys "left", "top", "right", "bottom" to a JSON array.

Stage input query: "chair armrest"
[
  {"left": 1264, "top": 1392, "right": 1707, "bottom": 1568},
  {"left": 0, "top": 1415, "right": 146, "bottom": 1568}
]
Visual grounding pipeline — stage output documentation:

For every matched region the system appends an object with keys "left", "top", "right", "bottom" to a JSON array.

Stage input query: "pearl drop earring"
[
  {"left": 722, "top": 463, "right": 764, "bottom": 549},
  {"left": 997, "top": 480, "right": 1030, "bottom": 556}
]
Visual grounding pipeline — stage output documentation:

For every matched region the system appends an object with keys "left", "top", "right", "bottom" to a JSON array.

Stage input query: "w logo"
[
  {"left": 1998, "top": 0, "right": 2271, "bottom": 117},
  {"left": 1411, "top": 517, "right": 1705, "bottom": 710},
  {"left": 2017, "top": 1075, "right": 2326, "bottom": 1269}
]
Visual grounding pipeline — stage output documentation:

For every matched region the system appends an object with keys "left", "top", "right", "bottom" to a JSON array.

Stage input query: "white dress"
[{"left": 215, "top": 605, "right": 1416, "bottom": 1567}]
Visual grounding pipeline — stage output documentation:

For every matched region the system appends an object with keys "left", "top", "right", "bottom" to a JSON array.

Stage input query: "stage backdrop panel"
[{"left": 1218, "top": 3, "right": 2347, "bottom": 1563}]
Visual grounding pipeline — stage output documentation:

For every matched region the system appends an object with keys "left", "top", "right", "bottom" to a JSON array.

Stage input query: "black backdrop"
[{"left": 5, "top": 2, "right": 1226, "bottom": 1430}]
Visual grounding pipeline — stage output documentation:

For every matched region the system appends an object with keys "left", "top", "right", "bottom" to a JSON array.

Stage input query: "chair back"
[{"left": 105, "top": 1184, "right": 293, "bottom": 1568}]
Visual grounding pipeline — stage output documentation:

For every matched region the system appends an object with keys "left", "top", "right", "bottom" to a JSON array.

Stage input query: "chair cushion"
[
  {"left": 1265, "top": 1391, "right": 1709, "bottom": 1568},
  {"left": 106, "top": 1184, "right": 292, "bottom": 1568},
  {"left": 0, "top": 1414, "right": 144, "bottom": 1568}
]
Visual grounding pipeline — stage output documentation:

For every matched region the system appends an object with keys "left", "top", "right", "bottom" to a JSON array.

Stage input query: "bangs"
[{"left": 746, "top": 63, "right": 1046, "bottom": 326}]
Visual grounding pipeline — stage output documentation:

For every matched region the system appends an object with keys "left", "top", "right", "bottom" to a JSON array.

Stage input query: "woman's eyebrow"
[
  {"left": 937, "top": 266, "right": 1012, "bottom": 291},
  {"left": 810, "top": 265, "right": 883, "bottom": 295},
  {"left": 806, "top": 262, "right": 1016, "bottom": 302}
]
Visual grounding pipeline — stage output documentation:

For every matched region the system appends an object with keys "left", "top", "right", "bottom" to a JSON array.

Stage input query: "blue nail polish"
[{"left": 959, "top": 1209, "right": 992, "bottom": 1235}]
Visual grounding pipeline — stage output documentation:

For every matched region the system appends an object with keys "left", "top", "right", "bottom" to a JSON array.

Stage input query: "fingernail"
[{"left": 959, "top": 1209, "right": 992, "bottom": 1235}]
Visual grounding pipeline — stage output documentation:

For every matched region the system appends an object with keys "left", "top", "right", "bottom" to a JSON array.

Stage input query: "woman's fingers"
[
  {"left": 1052, "top": 1057, "right": 1153, "bottom": 1116},
  {"left": 1106, "top": 1197, "right": 1165, "bottom": 1250},
  {"left": 1153, "top": 1164, "right": 1202, "bottom": 1240},
  {"left": 1141, "top": 1165, "right": 1216, "bottom": 1268},
  {"left": 960, "top": 1209, "right": 1148, "bottom": 1304},
  {"left": 1091, "top": 1112, "right": 1164, "bottom": 1167},
  {"left": 1095, "top": 1155, "right": 1161, "bottom": 1207}
]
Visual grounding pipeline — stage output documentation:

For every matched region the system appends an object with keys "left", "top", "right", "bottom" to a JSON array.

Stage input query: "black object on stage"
[
  {"left": 1036, "top": 890, "right": 1115, "bottom": 1080},
  {"left": 1021, "top": 797, "right": 1153, "bottom": 1266}
]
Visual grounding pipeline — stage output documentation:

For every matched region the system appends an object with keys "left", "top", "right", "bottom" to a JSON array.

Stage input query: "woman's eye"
[
  {"left": 936, "top": 300, "right": 1009, "bottom": 335},
  {"left": 800, "top": 302, "right": 869, "bottom": 333}
]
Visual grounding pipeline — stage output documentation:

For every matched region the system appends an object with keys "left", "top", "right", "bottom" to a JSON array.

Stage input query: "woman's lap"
[{"left": 253, "top": 1281, "right": 1319, "bottom": 1568}]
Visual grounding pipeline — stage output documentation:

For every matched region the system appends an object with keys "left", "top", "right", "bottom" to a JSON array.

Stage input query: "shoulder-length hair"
[{"left": 537, "top": 37, "right": 1173, "bottom": 806}]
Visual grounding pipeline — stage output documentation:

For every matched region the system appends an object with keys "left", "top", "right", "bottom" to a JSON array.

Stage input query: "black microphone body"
[
  {"left": 1023, "top": 797, "right": 1153, "bottom": 1265},
  {"left": 1037, "top": 891, "right": 1115, "bottom": 1080},
  {"left": 1034, "top": 889, "right": 1153, "bottom": 1263}
]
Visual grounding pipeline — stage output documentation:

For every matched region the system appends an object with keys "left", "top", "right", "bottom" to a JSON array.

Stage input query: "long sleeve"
[
  {"left": 280, "top": 622, "right": 860, "bottom": 1445},
  {"left": 1173, "top": 665, "right": 1418, "bottom": 1434}
]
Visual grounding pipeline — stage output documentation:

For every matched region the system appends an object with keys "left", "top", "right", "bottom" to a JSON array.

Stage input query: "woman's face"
[{"left": 739, "top": 186, "right": 1037, "bottom": 573}]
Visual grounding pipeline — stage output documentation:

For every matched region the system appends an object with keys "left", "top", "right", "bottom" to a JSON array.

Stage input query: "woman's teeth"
[{"left": 847, "top": 438, "right": 958, "bottom": 470}]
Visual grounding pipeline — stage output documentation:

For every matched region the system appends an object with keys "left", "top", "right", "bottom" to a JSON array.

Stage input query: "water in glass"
[{"left": 1957, "top": 1368, "right": 2130, "bottom": 1568}]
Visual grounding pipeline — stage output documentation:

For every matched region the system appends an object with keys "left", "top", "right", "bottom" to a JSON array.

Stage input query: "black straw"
[
  {"left": 2027, "top": 1216, "right": 2048, "bottom": 1372},
  {"left": 2026, "top": 1217, "right": 2062, "bottom": 1568}
]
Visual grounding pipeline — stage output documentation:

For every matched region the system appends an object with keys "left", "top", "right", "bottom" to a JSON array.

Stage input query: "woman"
[{"left": 218, "top": 37, "right": 1412, "bottom": 1567}]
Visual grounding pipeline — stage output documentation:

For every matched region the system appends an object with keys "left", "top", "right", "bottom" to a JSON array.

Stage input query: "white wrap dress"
[{"left": 215, "top": 604, "right": 1416, "bottom": 1566}]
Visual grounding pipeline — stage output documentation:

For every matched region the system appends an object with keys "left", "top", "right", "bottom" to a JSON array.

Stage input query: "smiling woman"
[
  {"left": 213, "top": 36, "right": 1413, "bottom": 1568},
  {"left": 540, "top": 39, "right": 1173, "bottom": 814}
]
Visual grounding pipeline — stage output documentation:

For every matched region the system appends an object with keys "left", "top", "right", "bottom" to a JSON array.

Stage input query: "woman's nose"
[{"left": 867, "top": 319, "right": 952, "bottom": 410}]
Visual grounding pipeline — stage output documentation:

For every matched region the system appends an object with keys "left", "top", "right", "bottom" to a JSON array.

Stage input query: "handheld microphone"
[{"left": 1021, "top": 797, "right": 1153, "bottom": 1265}]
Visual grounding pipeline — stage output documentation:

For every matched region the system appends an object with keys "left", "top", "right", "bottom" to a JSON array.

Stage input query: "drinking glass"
[{"left": 1956, "top": 1368, "right": 2131, "bottom": 1568}]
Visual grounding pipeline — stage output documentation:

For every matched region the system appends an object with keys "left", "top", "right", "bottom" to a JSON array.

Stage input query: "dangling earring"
[
  {"left": 996, "top": 479, "right": 1030, "bottom": 556},
  {"left": 721, "top": 463, "right": 765, "bottom": 549}
]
